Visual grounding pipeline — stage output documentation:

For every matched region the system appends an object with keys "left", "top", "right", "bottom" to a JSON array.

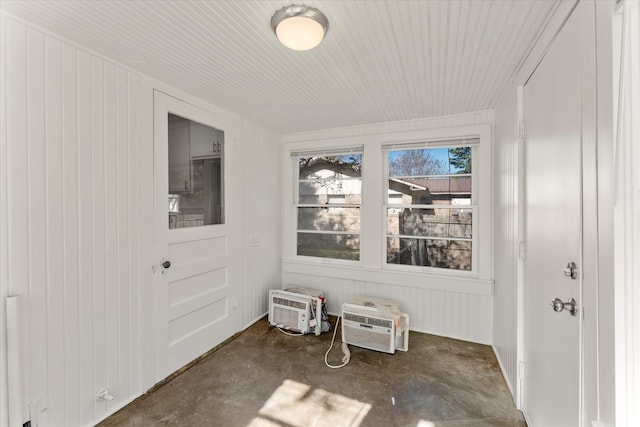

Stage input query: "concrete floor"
[{"left": 100, "top": 317, "right": 526, "bottom": 427}]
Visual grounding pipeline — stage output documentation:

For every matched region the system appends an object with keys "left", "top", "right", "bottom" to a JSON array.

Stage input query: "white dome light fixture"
[{"left": 271, "top": 4, "right": 329, "bottom": 51}]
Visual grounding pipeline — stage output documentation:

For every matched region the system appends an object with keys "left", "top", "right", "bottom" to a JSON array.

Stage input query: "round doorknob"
[
  {"left": 162, "top": 260, "right": 171, "bottom": 269},
  {"left": 551, "top": 298, "right": 565, "bottom": 313},
  {"left": 550, "top": 297, "right": 577, "bottom": 316}
]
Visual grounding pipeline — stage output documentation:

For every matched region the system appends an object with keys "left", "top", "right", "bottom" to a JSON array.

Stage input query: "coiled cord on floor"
[{"left": 324, "top": 316, "right": 351, "bottom": 369}]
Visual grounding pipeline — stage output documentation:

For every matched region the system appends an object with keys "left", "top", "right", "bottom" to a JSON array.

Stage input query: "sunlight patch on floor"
[
  {"left": 247, "top": 379, "right": 372, "bottom": 427},
  {"left": 416, "top": 421, "right": 435, "bottom": 427}
]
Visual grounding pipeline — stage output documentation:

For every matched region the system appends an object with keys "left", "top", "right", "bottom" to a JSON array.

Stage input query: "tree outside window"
[{"left": 296, "top": 154, "right": 362, "bottom": 261}]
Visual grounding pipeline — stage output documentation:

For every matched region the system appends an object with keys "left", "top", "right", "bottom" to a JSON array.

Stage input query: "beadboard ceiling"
[{"left": 1, "top": 0, "right": 561, "bottom": 134}]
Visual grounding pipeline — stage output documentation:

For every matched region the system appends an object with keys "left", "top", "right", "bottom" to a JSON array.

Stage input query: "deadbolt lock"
[{"left": 563, "top": 262, "right": 577, "bottom": 280}]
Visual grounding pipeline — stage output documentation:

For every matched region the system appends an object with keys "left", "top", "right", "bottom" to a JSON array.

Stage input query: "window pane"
[
  {"left": 386, "top": 144, "right": 472, "bottom": 272},
  {"left": 387, "top": 208, "right": 472, "bottom": 238},
  {"left": 296, "top": 152, "right": 361, "bottom": 262},
  {"left": 168, "top": 113, "right": 224, "bottom": 229},
  {"left": 447, "top": 146, "right": 472, "bottom": 173},
  {"left": 299, "top": 181, "right": 362, "bottom": 204},
  {"left": 386, "top": 238, "right": 471, "bottom": 270},
  {"left": 299, "top": 155, "right": 362, "bottom": 179},
  {"left": 298, "top": 233, "right": 360, "bottom": 260},
  {"left": 298, "top": 207, "right": 360, "bottom": 232},
  {"left": 388, "top": 147, "right": 471, "bottom": 177},
  {"left": 388, "top": 176, "right": 471, "bottom": 205},
  {"left": 388, "top": 148, "right": 446, "bottom": 177}
]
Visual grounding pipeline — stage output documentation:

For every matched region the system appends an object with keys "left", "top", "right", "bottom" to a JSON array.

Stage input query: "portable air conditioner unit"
[
  {"left": 268, "top": 287, "right": 325, "bottom": 335},
  {"left": 341, "top": 296, "right": 409, "bottom": 354}
]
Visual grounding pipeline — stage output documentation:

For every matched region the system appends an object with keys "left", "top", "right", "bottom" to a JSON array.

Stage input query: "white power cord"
[
  {"left": 275, "top": 297, "right": 323, "bottom": 337},
  {"left": 274, "top": 326, "right": 304, "bottom": 336},
  {"left": 324, "top": 316, "right": 351, "bottom": 369}
]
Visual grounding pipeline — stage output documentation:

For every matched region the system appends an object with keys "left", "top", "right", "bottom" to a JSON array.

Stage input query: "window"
[
  {"left": 167, "top": 113, "right": 224, "bottom": 229},
  {"left": 284, "top": 125, "right": 490, "bottom": 287},
  {"left": 294, "top": 150, "right": 362, "bottom": 261},
  {"left": 384, "top": 140, "right": 476, "bottom": 271}
]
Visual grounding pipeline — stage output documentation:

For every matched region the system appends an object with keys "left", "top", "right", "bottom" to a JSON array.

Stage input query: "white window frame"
[
  {"left": 382, "top": 139, "right": 478, "bottom": 275},
  {"left": 282, "top": 124, "right": 492, "bottom": 294},
  {"left": 290, "top": 146, "right": 364, "bottom": 265}
]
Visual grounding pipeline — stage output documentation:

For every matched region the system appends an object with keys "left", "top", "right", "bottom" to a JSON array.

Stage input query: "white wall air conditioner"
[
  {"left": 341, "top": 296, "right": 409, "bottom": 354},
  {"left": 268, "top": 287, "right": 325, "bottom": 335}
]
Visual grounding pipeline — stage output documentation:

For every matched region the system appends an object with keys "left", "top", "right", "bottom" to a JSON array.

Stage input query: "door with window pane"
[{"left": 154, "top": 91, "right": 238, "bottom": 382}]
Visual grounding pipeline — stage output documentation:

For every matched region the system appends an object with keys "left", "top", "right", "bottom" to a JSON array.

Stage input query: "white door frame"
[{"left": 515, "top": 1, "right": 600, "bottom": 424}]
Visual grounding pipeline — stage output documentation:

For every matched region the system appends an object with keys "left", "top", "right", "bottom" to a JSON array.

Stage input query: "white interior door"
[
  {"left": 522, "top": 6, "right": 583, "bottom": 427},
  {"left": 154, "top": 91, "right": 239, "bottom": 381}
]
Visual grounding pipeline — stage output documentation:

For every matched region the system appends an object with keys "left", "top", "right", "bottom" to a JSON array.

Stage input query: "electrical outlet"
[{"left": 250, "top": 238, "right": 260, "bottom": 247}]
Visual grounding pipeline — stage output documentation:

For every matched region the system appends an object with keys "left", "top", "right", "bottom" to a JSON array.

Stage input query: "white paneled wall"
[
  {"left": 0, "top": 14, "right": 283, "bottom": 427},
  {"left": 239, "top": 120, "right": 282, "bottom": 328},
  {"left": 491, "top": 87, "right": 520, "bottom": 396},
  {"left": 284, "top": 273, "right": 493, "bottom": 344},
  {"left": 0, "top": 16, "right": 141, "bottom": 426},
  {"left": 281, "top": 111, "right": 495, "bottom": 345}
]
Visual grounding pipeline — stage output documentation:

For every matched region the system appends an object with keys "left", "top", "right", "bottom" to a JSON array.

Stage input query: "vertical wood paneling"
[
  {"left": 492, "top": 85, "right": 520, "bottom": 396},
  {"left": 5, "top": 12, "right": 29, "bottom": 318},
  {"left": 1, "top": 17, "right": 143, "bottom": 425},
  {"left": 103, "top": 61, "right": 119, "bottom": 415},
  {"left": 42, "top": 30, "right": 63, "bottom": 426},
  {"left": 90, "top": 56, "right": 108, "bottom": 419},
  {"left": 115, "top": 67, "right": 131, "bottom": 407},
  {"left": 6, "top": 33, "right": 30, "bottom": 427},
  {"left": 61, "top": 41, "right": 80, "bottom": 425},
  {"left": 240, "top": 121, "right": 282, "bottom": 327},
  {"left": 76, "top": 49, "right": 95, "bottom": 424},
  {"left": 281, "top": 272, "right": 493, "bottom": 344},
  {"left": 126, "top": 73, "right": 140, "bottom": 397},
  {"left": 2, "top": 14, "right": 289, "bottom": 425},
  {"left": 27, "top": 26, "right": 51, "bottom": 426}
]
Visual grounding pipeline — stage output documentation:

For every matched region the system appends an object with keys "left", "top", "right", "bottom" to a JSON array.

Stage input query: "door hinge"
[
  {"left": 519, "top": 121, "right": 525, "bottom": 140},
  {"left": 519, "top": 242, "right": 526, "bottom": 260}
]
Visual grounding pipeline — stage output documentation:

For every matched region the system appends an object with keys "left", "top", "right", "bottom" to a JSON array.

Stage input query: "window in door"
[{"left": 168, "top": 113, "right": 224, "bottom": 229}]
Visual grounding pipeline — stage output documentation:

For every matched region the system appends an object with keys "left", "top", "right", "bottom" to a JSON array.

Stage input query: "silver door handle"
[{"left": 551, "top": 297, "right": 577, "bottom": 316}]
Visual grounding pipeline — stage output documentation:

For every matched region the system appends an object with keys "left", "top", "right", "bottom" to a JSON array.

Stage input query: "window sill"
[{"left": 281, "top": 259, "right": 494, "bottom": 296}]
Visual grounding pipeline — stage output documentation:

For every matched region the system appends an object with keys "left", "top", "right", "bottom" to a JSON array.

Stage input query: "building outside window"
[
  {"left": 294, "top": 150, "right": 363, "bottom": 261},
  {"left": 284, "top": 126, "right": 490, "bottom": 286},
  {"left": 384, "top": 140, "right": 476, "bottom": 271}
]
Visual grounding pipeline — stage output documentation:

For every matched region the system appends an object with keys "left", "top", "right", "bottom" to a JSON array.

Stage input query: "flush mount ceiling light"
[{"left": 271, "top": 4, "right": 329, "bottom": 51}]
